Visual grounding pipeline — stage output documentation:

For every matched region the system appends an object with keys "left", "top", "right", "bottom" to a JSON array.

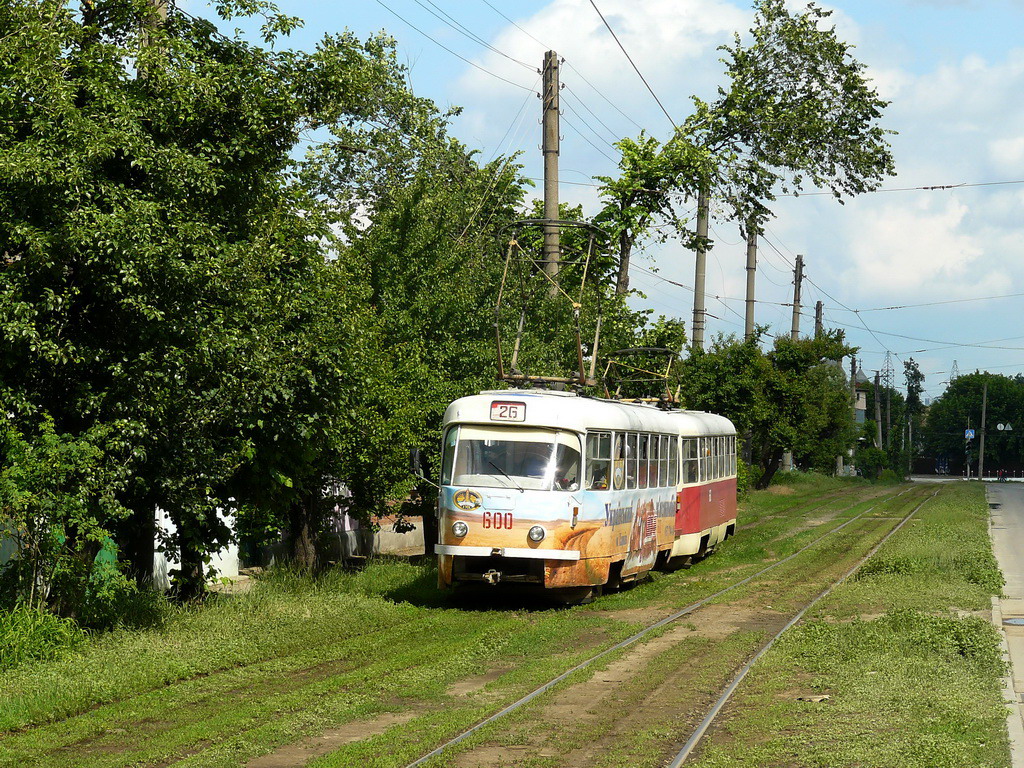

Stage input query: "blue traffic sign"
[{"left": 965, "top": 429, "right": 976, "bottom": 440}]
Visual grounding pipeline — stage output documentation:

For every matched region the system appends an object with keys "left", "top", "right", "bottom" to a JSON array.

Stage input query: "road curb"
[
  {"left": 988, "top": 483, "right": 1024, "bottom": 768},
  {"left": 991, "top": 595, "right": 1024, "bottom": 768}
]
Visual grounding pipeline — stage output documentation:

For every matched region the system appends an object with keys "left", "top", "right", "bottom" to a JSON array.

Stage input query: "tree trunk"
[
  {"left": 615, "top": 231, "right": 633, "bottom": 295},
  {"left": 175, "top": 537, "right": 206, "bottom": 602},
  {"left": 288, "top": 493, "right": 319, "bottom": 572},
  {"left": 116, "top": 505, "right": 156, "bottom": 588},
  {"left": 755, "top": 448, "right": 784, "bottom": 489}
]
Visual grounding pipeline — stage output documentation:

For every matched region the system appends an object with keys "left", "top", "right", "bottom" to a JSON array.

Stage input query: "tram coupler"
[{"left": 482, "top": 569, "right": 502, "bottom": 585}]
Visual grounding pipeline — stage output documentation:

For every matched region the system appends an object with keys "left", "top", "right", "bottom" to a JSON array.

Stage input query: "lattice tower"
[{"left": 881, "top": 351, "right": 895, "bottom": 392}]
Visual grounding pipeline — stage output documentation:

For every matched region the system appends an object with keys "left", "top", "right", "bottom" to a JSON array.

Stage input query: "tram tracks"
[
  {"left": 405, "top": 484, "right": 934, "bottom": 768},
  {"left": 667, "top": 487, "right": 939, "bottom": 766}
]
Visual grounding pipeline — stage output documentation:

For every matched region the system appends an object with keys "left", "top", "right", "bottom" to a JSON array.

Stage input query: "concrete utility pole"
[
  {"left": 744, "top": 222, "right": 757, "bottom": 341},
  {"left": 691, "top": 187, "right": 710, "bottom": 351},
  {"left": 142, "top": 0, "right": 168, "bottom": 47},
  {"left": 908, "top": 419, "right": 914, "bottom": 475},
  {"left": 850, "top": 356, "right": 857, "bottom": 414},
  {"left": 541, "top": 50, "right": 560, "bottom": 295},
  {"left": 814, "top": 301, "right": 823, "bottom": 338},
  {"left": 790, "top": 254, "right": 804, "bottom": 341},
  {"left": 874, "top": 371, "right": 883, "bottom": 449},
  {"left": 980, "top": 380, "right": 989, "bottom": 478}
]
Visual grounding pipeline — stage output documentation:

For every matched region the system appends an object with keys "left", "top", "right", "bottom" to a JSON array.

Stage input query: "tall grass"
[{"left": 0, "top": 604, "right": 85, "bottom": 671}]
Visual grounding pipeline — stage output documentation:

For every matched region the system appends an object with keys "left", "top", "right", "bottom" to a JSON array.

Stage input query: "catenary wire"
[
  {"left": 412, "top": 0, "right": 536, "bottom": 71},
  {"left": 587, "top": 0, "right": 680, "bottom": 132},
  {"left": 372, "top": 0, "right": 538, "bottom": 93}
]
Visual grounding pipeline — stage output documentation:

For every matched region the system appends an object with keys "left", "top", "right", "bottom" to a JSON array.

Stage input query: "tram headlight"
[
  {"left": 528, "top": 525, "right": 546, "bottom": 543},
  {"left": 451, "top": 521, "right": 469, "bottom": 538}
]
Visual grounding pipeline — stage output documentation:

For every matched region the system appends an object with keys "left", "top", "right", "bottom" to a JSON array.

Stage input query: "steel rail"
[
  {"left": 667, "top": 488, "right": 940, "bottom": 766},
  {"left": 404, "top": 485, "right": 924, "bottom": 768}
]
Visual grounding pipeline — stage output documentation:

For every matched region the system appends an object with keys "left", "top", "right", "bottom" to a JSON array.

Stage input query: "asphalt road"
[{"left": 987, "top": 481, "right": 1024, "bottom": 768}]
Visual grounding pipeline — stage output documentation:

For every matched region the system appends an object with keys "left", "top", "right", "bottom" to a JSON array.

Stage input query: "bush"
[
  {"left": 0, "top": 604, "right": 86, "bottom": 671},
  {"left": 736, "top": 456, "right": 757, "bottom": 497},
  {"left": 878, "top": 468, "right": 903, "bottom": 484},
  {"left": 855, "top": 446, "right": 887, "bottom": 480}
]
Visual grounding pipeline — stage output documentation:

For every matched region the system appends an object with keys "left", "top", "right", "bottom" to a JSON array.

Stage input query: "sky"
[{"left": 188, "top": 0, "right": 1024, "bottom": 402}]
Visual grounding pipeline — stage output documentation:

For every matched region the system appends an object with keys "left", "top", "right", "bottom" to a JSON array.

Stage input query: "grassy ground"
[
  {"left": 690, "top": 481, "right": 1009, "bottom": 768},
  {"left": 1, "top": 475, "right": 990, "bottom": 768}
]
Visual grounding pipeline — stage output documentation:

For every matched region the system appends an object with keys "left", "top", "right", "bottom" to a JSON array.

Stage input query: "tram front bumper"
[{"left": 435, "top": 544, "right": 580, "bottom": 560}]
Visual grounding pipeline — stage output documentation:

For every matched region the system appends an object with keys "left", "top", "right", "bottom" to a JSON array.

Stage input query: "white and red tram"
[{"left": 436, "top": 389, "right": 738, "bottom": 599}]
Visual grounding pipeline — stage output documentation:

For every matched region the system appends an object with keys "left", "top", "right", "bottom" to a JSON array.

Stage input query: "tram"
[{"left": 435, "top": 389, "right": 738, "bottom": 600}]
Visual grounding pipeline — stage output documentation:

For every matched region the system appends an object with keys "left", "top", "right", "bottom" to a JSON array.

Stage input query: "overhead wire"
[
  {"left": 586, "top": 0, "right": 680, "bottom": 132},
  {"left": 780, "top": 178, "right": 1024, "bottom": 197},
  {"left": 372, "top": 0, "right": 538, "bottom": 93},
  {"left": 412, "top": 0, "right": 536, "bottom": 72},
  {"left": 477, "top": 0, "right": 645, "bottom": 134}
]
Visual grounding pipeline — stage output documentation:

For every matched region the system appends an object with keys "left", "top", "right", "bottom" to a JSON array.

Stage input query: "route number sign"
[{"left": 490, "top": 401, "right": 526, "bottom": 422}]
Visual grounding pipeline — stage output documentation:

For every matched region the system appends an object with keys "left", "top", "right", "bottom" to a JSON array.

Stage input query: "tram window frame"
[
  {"left": 586, "top": 431, "right": 613, "bottom": 490},
  {"left": 626, "top": 432, "right": 639, "bottom": 489},
  {"left": 441, "top": 427, "right": 457, "bottom": 485},
  {"left": 684, "top": 438, "right": 698, "bottom": 484},
  {"left": 668, "top": 436, "right": 678, "bottom": 486},
  {"left": 638, "top": 433, "right": 650, "bottom": 489},
  {"left": 613, "top": 433, "right": 626, "bottom": 490},
  {"left": 657, "top": 435, "right": 668, "bottom": 487},
  {"left": 729, "top": 435, "right": 736, "bottom": 475},
  {"left": 716, "top": 437, "right": 724, "bottom": 478}
]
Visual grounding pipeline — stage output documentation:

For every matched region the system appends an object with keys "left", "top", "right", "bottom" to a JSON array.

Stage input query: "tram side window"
[
  {"left": 613, "top": 433, "right": 626, "bottom": 490},
  {"left": 729, "top": 435, "right": 736, "bottom": 475},
  {"left": 626, "top": 432, "right": 639, "bottom": 489},
  {"left": 716, "top": 437, "right": 724, "bottom": 479},
  {"left": 586, "top": 432, "right": 612, "bottom": 490},
  {"left": 634, "top": 436, "right": 651, "bottom": 489},
  {"left": 683, "top": 439, "right": 697, "bottom": 484},
  {"left": 668, "top": 437, "right": 679, "bottom": 486},
  {"left": 652, "top": 435, "right": 662, "bottom": 487},
  {"left": 441, "top": 428, "right": 457, "bottom": 484},
  {"left": 657, "top": 436, "right": 669, "bottom": 487}
]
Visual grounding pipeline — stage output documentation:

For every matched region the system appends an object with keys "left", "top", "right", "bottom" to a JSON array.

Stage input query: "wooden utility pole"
[
  {"left": 979, "top": 380, "right": 989, "bottom": 478},
  {"left": 814, "top": 301, "right": 823, "bottom": 338},
  {"left": 790, "top": 254, "right": 804, "bottom": 340},
  {"left": 874, "top": 371, "right": 883, "bottom": 449},
  {"left": 691, "top": 187, "right": 709, "bottom": 351},
  {"left": 541, "top": 50, "right": 560, "bottom": 295},
  {"left": 744, "top": 222, "right": 757, "bottom": 341}
]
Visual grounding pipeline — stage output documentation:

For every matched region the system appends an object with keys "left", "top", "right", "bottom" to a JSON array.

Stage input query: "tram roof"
[{"left": 443, "top": 389, "right": 736, "bottom": 436}]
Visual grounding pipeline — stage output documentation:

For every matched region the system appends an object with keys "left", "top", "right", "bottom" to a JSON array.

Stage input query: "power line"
[
  {"left": 587, "top": 0, "right": 679, "bottom": 132},
  {"left": 561, "top": 115, "right": 618, "bottom": 164},
  {"left": 411, "top": 0, "right": 536, "bottom": 72},
  {"left": 372, "top": 0, "right": 538, "bottom": 94},
  {"left": 780, "top": 178, "right": 1024, "bottom": 198},
  {"left": 830, "top": 291, "right": 1024, "bottom": 313},
  {"left": 563, "top": 84, "right": 621, "bottom": 144},
  {"left": 478, "top": 0, "right": 645, "bottom": 134}
]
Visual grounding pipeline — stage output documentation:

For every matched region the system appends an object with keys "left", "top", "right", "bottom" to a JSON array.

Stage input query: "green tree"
[
  {"left": 594, "top": 0, "right": 895, "bottom": 294},
  {"left": 0, "top": 0, "right": 443, "bottom": 600},
  {"left": 679, "top": 330, "right": 854, "bottom": 488}
]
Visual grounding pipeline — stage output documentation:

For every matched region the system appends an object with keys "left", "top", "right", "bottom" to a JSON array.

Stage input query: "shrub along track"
[{"left": 0, "top": 482, "right": 920, "bottom": 768}]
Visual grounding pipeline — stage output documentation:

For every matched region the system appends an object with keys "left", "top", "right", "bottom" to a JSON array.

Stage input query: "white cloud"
[{"left": 841, "top": 198, "right": 999, "bottom": 297}]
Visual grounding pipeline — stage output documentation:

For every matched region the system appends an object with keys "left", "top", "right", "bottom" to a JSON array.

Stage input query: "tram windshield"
[{"left": 443, "top": 425, "right": 582, "bottom": 491}]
